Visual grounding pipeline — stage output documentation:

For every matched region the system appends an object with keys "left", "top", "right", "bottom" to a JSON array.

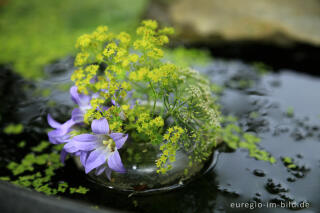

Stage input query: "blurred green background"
[{"left": 0, "top": 0, "right": 149, "bottom": 78}]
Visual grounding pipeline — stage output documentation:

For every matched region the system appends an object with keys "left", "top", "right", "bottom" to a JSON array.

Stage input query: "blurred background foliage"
[{"left": 0, "top": 0, "right": 149, "bottom": 79}]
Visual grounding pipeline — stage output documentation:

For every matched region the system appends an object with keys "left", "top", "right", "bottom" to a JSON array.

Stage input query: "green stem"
[{"left": 149, "top": 81, "right": 157, "bottom": 114}]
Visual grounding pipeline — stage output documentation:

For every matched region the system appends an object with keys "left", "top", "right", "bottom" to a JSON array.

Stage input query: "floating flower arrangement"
[{"left": 47, "top": 20, "right": 274, "bottom": 192}]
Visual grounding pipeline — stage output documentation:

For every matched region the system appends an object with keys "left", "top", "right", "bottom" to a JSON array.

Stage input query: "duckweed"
[
  {"left": 1, "top": 141, "right": 89, "bottom": 196},
  {"left": 3, "top": 124, "right": 24, "bottom": 135}
]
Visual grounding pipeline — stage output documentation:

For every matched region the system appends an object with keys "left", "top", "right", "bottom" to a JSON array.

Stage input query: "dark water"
[{"left": 0, "top": 57, "right": 319, "bottom": 213}]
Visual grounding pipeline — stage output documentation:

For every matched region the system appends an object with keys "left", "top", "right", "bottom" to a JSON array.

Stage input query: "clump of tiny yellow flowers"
[{"left": 71, "top": 20, "right": 221, "bottom": 174}]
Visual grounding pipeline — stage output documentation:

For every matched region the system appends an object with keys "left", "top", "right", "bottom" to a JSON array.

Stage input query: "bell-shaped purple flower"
[
  {"left": 47, "top": 114, "right": 75, "bottom": 144},
  {"left": 47, "top": 114, "right": 78, "bottom": 163},
  {"left": 70, "top": 86, "right": 118, "bottom": 123},
  {"left": 64, "top": 118, "right": 128, "bottom": 179},
  {"left": 70, "top": 86, "right": 93, "bottom": 124}
]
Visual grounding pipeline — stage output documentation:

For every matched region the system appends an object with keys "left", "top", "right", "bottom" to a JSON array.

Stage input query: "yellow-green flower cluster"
[
  {"left": 157, "top": 126, "right": 184, "bottom": 174},
  {"left": 133, "top": 112, "right": 165, "bottom": 145},
  {"left": 71, "top": 20, "right": 221, "bottom": 174}
]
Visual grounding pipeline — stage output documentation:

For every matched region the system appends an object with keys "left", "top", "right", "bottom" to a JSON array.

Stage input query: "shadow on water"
[
  {"left": 188, "top": 41, "right": 320, "bottom": 77},
  {"left": 0, "top": 55, "right": 320, "bottom": 213}
]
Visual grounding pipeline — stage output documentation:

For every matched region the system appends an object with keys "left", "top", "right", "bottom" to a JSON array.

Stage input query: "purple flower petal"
[
  {"left": 61, "top": 119, "right": 76, "bottom": 131},
  {"left": 130, "top": 101, "right": 135, "bottom": 109},
  {"left": 71, "top": 108, "right": 84, "bottom": 123},
  {"left": 47, "top": 114, "right": 61, "bottom": 128},
  {"left": 60, "top": 149, "right": 68, "bottom": 164},
  {"left": 91, "top": 92, "right": 100, "bottom": 99},
  {"left": 48, "top": 129, "right": 69, "bottom": 144},
  {"left": 91, "top": 118, "right": 109, "bottom": 135},
  {"left": 111, "top": 99, "right": 118, "bottom": 106},
  {"left": 48, "top": 131, "right": 59, "bottom": 144},
  {"left": 107, "top": 149, "right": 126, "bottom": 173},
  {"left": 109, "top": 133, "right": 128, "bottom": 149},
  {"left": 85, "top": 149, "right": 108, "bottom": 174},
  {"left": 47, "top": 118, "right": 75, "bottom": 145},
  {"left": 63, "top": 142, "right": 80, "bottom": 153},
  {"left": 105, "top": 167, "right": 112, "bottom": 180},
  {"left": 64, "top": 141, "right": 99, "bottom": 153},
  {"left": 70, "top": 86, "right": 81, "bottom": 105},
  {"left": 48, "top": 129, "right": 63, "bottom": 138},
  {"left": 80, "top": 152, "right": 89, "bottom": 166},
  {"left": 73, "top": 134, "right": 98, "bottom": 143},
  {"left": 64, "top": 134, "right": 99, "bottom": 153},
  {"left": 74, "top": 151, "right": 82, "bottom": 156},
  {"left": 66, "top": 143, "right": 98, "bottom": 153},
  {"left": 97, "top": 106, "right": 109, "bottom": 113},
  {"left": 95, "top": 165, "right": 106, "bottom": 175},
  {"left": 90, "top": 77, "right": 97, "bottom": 84},
  {"left": 70, "top": 86, "right": 91, "bottom": 107}
]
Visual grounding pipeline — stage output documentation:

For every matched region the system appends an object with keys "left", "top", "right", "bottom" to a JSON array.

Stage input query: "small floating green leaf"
[
  {"left": 69, "top": 186, "right": 90, "bottom": 194},
  {"left": 4, "top": 124, "right": 24, "bottom": 134},
  {"left": 32, "top": 141, "right": 50, "bottom": 152},
  {"left": 0, "top": 177, "right": 10, "bottom": 181},
  {"left": 286, "top": 107, "right": 294, "bottom": 117},
  {"left": 18, "top": 140, "right": 26, "bottom": 148}
]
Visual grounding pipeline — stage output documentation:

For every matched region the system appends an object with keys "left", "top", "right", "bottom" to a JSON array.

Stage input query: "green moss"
[
  {"left": 0, "top": 0, "right": 149, "bottom": 79},
  {"left": 3, "top": 124, "right": 24, "bottom": 134}
]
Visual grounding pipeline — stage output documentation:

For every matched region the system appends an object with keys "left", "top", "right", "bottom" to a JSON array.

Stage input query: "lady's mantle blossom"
[{"left": 64, "top": 118, "right": 128, "bottom": 179}]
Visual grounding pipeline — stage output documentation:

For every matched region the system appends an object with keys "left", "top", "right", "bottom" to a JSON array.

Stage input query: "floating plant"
[
  {"left": 47, "top": 20, "right": 274, "bottom": 193},
  {"left": 3, "top": 139, "right": 90, "bottom": 196}
]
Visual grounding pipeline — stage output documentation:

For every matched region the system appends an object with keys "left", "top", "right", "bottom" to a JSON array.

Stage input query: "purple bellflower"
[
  {"left": 64, "top": 118, "right": 128, "bottom": 179},
  {"left": 47, "top": 114, "right": 77, "bottom": 162},
  {"left": 71, "top": 86, "right": 120, "bottom": 123},
  {"left": 47, "top": 85, "right": 92, "bottom": 145},
  {"left": 47, "top": 114, "right": 75, "bottom": 145},
  {"left": 70, "top": 86, "right": 93, "bottom": 124},
  {"left": 48, "top": 85, "right": 128, "bottom": 179},
  {"left": 48, "top": 86, "right": 94, "bottom": 163}
]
